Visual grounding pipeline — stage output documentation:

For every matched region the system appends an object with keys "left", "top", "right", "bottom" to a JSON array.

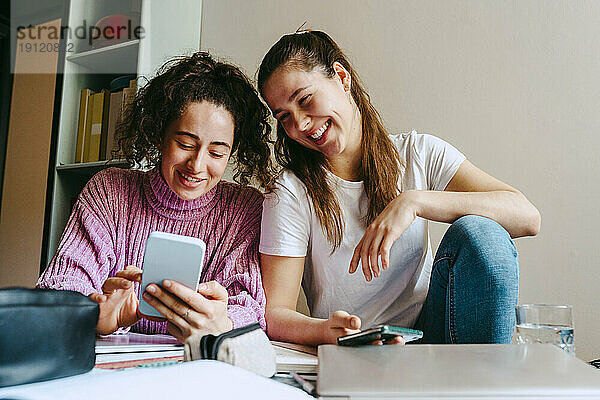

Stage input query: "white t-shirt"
[{"left": 259, "top": 131, "right": 466, "bottom": 328}]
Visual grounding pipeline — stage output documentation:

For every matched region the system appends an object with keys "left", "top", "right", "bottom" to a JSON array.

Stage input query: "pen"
[{"left": 290, "top": 371, "right": 316, "bottom": 396}]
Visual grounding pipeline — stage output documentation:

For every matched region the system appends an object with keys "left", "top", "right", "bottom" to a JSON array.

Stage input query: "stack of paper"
[
  {"left": 96, "top": 334, "right": 320, "bottom": 374},
  {"left": 95, "top": 333, "right": 183, "bottom": 367},
  {"left": 271, "top": 340, "right": 318, "bottom": 374}
]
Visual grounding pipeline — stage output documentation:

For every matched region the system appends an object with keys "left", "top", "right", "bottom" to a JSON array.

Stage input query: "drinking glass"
[{"left": 515, "top": 304, "right": 575, "bottom": 355}]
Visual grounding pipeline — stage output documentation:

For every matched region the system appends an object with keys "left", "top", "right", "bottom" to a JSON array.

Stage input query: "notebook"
[
  {"left": 95, "top": 333, "right": 182, "bottom": 354},
  {"left": 271, "top": 340, "right": 318, "bottom": 374},
  {"left": 318, "top": 344, "right": 600, "bottom": 399}
]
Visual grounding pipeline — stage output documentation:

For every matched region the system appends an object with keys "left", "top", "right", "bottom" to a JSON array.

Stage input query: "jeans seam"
[
  {"left": 448, "top": 262, "right": 457, "bottom": 344},
  {"left": 433, "top": 255, "right": 456, "bottom": 343}
]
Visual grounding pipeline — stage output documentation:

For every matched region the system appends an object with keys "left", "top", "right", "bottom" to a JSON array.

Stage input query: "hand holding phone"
[
  {"left": 337, "top": 324, "right": 423, "bottom": 346},
  {"left": 138, "top": 231, "right": 206, "bottom": 318}
]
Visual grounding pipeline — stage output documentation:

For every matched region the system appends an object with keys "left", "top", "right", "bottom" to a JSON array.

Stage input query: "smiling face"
[
  {"left": 262, "top": 63, "right": 362, "bottom": 162},
  {"left": 160, "top": 101, "right": 234, "bottom": 200}
]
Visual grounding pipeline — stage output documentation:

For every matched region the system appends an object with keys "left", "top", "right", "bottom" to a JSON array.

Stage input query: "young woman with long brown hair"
[{"left": 257, "top": 30, "right": 540, "bottom": 345}]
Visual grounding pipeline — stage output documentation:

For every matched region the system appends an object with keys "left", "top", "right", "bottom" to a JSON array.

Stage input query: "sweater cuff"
[{"left": 36, "top": 275, "right": 96, "bottom": 296}]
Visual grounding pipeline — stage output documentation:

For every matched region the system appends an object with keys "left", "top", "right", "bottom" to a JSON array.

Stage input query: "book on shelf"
[
  {"left": 103, "top": 78, "right": 137, "bottom": 160},
  {"left": 83, "top": 91, "right": 105, "bottom": 162},
  {"left": 122, "top": 78, "right": 136, "bottom": 113},
  {"left": 75, "top": 78, "right": 135, "bottom": 164},
  {"left": 75, "top": 89, "right": 93, "bottom": 163},
  {"left": 99, "top": 90, "right": 111, "bottom": 160},
  {"left": 82, "top": 91, "right": 94, "bottom": 162},
  {"left": 103, "top": 90, "right": 125, "bottom": 160}
]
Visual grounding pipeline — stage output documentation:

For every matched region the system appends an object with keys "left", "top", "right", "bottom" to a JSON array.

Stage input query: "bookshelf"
[{"left": 44, "top": 0, "right": 203, "bottom": 267}]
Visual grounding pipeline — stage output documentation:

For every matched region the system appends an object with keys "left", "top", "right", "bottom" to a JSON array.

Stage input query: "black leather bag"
[{"left": 0, "top": 288, "right": 99, "bottom": 388}]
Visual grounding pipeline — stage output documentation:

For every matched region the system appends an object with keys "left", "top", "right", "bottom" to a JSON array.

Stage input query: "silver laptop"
[{"left": 318, "top": 344, "right": 600, "bottom": 399}]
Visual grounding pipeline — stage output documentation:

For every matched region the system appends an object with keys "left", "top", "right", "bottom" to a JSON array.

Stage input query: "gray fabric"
[
  {"left": 183, "top": 333, "right": 203, "bottom": 362},
  {"left": 184, "top": 329, "right": 276, "bottom": 377}
]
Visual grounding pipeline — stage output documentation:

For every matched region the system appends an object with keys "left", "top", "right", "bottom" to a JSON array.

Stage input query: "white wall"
[{"left": 200, "top": 0, "right": 600, "bottom": 361}]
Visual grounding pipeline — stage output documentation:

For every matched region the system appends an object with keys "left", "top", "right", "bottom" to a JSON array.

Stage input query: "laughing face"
[
  {"left": 262, "top": 62, "right": 362, "bottom": 162},
  {"left": 160, "top": 101, "right": 234, "bottom": 200}
]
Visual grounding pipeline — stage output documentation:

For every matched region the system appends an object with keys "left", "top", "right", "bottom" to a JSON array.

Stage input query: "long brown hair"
[
  {"left": 116, "top": 52, "right": 275, "bottom": 188},
  {"left": 257, "top": 30, "right": 402, "bottom": 250}
]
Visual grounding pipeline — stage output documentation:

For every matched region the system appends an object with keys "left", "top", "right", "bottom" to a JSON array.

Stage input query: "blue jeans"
[{"left": 414, "top": 215, "right": 519, "bottom": 343}]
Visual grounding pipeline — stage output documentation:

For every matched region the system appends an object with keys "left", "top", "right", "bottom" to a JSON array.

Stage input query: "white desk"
[
  {"left": 3, "top": 341, "right": 598, "bottom": 399},
  {"left": 0, "top": 360, "right": 311, "bottom": 399}
]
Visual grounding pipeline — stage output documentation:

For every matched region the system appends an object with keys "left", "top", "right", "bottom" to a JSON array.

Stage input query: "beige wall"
[
  {"left": 201, "top": 1, "right": 600, "bottom": 360},
  {"left": 0, "top": 20, "right": 60, "bottom": 287}
]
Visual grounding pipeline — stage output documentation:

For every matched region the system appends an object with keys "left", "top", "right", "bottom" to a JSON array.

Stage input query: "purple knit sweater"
[{"left": 37, "top": 167, "right": 266, "bottom": 333}]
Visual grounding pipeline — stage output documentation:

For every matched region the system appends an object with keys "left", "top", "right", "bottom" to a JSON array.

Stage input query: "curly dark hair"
[{"left": 113, "top": 51, "right": 275, "bottom": 188}]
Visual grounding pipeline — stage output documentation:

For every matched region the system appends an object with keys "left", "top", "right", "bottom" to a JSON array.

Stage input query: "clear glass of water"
[{"left": 515, "top": 304, "right": 575, "bottom": 355}]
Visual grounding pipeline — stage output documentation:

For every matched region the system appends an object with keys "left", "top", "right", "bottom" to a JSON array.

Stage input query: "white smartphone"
[{"left": 138, "top": 231, "right": 206, "bottom": 318}]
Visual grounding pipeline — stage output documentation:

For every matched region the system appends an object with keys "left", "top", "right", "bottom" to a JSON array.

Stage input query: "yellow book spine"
[
  {"left": 85, "top": 92, "right": 105, "bottom": 162},
  {"left": 75, "top": 89, "right": 92, "bottom": 163},
  {"left": 83, "top": 94, "right": 94, "bottom": 162}
]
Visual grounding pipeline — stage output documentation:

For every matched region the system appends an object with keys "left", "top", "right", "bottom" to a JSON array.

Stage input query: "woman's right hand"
[
  {"left": 321, "top": 310, "right": 362, "bottom": 344},
  {"left": 89, "top": 265, "right": 142, "bottom": 335}
]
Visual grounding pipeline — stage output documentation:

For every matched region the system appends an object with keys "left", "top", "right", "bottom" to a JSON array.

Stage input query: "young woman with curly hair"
[
  {"left": 38, "top": 52, "right": 275, "bottom": 342},
  {"left": 257, "top": 31, "right": 541, "bottom": 346}
]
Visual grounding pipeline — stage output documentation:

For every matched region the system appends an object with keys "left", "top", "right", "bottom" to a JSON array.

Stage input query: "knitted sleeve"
[
  {"left": 211, "top": 187, "right": 267, "bottom": 330},
  {"left": 37, "top": 171, "right": 118, "bottom": 295}
]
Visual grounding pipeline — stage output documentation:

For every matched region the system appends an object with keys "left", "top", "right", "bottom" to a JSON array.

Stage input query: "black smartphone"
[{"left": 337, "top": 324, "right": 423, "bottom": 346}]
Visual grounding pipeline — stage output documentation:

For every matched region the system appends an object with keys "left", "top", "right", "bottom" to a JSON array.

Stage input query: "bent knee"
[
  {"left": 450, "top": 215, "right": 509, "bottom": 238},
  {"left": 448, "top": 215, "right": 519, "bottom": 279},
  {"left": 450, "top": 216, "right": 514, "bottom": 252}
]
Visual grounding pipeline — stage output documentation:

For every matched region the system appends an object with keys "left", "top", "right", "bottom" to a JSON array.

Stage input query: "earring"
[{"left": 344, "top": 78, "right": 351, "bottom": 92}]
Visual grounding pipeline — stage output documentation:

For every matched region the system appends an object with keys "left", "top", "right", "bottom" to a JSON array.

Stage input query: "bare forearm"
[
  {"left": 407, "top": 189, "right": 541, "bottom": 238},
  {"left": 266, "top": 306, "right": 327, "bottom": 345}
]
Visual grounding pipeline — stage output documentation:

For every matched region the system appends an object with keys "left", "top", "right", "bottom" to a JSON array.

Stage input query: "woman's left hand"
[
  {"left": 349, "top": 191, "right": 418, "bottom": 281},
  {"left": 142, "top": 280, "right": 233, "bottom": 342}
]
